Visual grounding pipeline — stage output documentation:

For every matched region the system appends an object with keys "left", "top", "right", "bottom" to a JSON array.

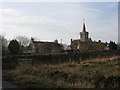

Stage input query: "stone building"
[
  {"left": 71, "top": 22, "right": 107, "bottom": 52},
  {"left": 27, "top": 38, "right": 63, "bottom": 55}
]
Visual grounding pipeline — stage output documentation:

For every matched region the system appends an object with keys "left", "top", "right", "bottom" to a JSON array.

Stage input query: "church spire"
[
  {"left": 82, "top": 19, "right": 86, "bottom": 32},
  {"left": 83, "top": 23, "right": 86, "bottom": 32},
  {"left": 80, "top": 19, "right": 89, "bottom": 42}
]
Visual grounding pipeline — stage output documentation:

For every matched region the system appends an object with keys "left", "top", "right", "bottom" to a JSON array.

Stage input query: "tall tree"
[{"left": 8, "top": 40, "right": 20, "bottom": 55}]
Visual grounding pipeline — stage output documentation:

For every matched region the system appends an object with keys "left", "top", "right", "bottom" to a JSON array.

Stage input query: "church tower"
[{"left": 80, "top": 22, "right": 89, "bottom": 42}]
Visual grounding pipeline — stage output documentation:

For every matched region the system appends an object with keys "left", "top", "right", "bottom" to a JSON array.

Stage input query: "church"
[{"left": 71, "top": 22, "right": 107, "bottom": 52}]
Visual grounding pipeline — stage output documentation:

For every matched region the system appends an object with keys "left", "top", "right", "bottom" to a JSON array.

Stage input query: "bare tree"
[
  {"left": 14, "top": 36, "right": 30, "bottom": 54},
  {"left": 15, "top": 36, "right": 29, "bottom": 46}
]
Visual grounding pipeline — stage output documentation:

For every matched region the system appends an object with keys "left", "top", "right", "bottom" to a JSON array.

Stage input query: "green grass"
[{"left": 7, "top": 56, "right": 120, "bottom": 88}]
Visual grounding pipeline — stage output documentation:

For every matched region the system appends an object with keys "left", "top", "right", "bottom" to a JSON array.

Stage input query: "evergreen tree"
[
  {"left": 108, "top": 41, "right": 117, "bottom": 50},
  {"left": 8, "top": 40, "right": 20, "bottom": 55}
]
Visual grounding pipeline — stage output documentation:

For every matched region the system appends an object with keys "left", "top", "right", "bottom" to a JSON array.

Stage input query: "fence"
[{"left": 2, "top": 50, "right": 120, "bottom": 69}]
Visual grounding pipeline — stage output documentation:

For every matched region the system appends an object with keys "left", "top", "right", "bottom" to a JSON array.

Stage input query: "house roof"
[{"left": 32, "top": 41, "right": 63, "bottom": 49}]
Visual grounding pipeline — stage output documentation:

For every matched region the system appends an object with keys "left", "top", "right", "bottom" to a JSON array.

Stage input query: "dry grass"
[
  {"left": 7, "top": 55, "right": 120, "bottom": 88},
  {"left": 81, "top": 55, "right": 120, "bottom": 63}
]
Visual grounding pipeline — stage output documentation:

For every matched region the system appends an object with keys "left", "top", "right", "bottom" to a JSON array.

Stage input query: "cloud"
[
  {"left": 87, "top": 13, "right": 118, "bottom": 43},
  {"left": 0, "top": 8, "right": 71, "bottom": 43},
  {"left": 0, "top": 3, "right": 118, "bottom": 45},
  {"left": 0, "top": 8, "right": 74, "bottom": 32},
  {"left": 0, "top": 8, "right": 22, "bottom": 16},
  {"left": 0, "top": 8, "right": 57, "bottom": 25}
]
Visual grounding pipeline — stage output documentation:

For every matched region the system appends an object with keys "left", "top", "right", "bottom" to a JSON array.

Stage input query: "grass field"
[{"left": 7, "top": 55, "right": 120, "bottom": 88}]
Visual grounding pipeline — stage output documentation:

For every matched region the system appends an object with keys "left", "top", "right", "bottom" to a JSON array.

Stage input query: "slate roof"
[{"left": 32, "top": 41, "right": 63, "bottom": 49}]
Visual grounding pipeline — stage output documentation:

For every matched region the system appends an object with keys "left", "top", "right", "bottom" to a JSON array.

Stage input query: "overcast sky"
[{"left": 0, "top": 2, "right": 118, "bottom": 45}]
